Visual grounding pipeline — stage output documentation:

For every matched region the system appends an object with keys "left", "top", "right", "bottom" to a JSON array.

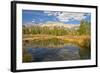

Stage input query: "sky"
[{"left": 22, "top": 10, "right": 91, "bottom": 25}]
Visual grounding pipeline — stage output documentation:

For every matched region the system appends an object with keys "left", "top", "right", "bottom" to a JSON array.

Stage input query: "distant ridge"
[{"left": 23, "top": 22, "right": 80, "bottom": 29}]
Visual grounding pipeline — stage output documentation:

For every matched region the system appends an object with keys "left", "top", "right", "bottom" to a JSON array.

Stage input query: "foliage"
[
  {"left": 23, "top": 49, "right": 33, "bottom": 62},
  {"left": 22, "top": 20, "right": 91, "bottom": 36},
  {"left": 78, "top": 20, "right": 91, "bottom": 35}
]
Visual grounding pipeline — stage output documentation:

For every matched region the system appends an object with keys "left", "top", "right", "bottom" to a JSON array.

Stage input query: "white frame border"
[{"left": 16, "top": 3, "right": 96, "bottom": 70}]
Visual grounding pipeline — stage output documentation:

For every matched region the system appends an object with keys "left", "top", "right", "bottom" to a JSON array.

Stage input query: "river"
[{"left": 22, "top": 38, "right": 91, "bottom": 62}]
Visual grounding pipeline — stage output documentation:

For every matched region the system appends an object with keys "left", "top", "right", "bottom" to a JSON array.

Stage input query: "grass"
[
  {"left": 22, "top": 34, "right": 90, "bottom": 49},
  {"left": 23, "top": 48, "right": 33, "bottom": 62}
]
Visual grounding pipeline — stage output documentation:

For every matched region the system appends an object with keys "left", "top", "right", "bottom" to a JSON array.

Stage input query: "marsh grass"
[{"left": 23, "top": 48, "right": 33, "bottom": 62}]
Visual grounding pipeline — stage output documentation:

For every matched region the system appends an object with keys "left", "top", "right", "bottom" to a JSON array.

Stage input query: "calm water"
[{"left": 23, "top": 38, "right": 91, "bottom": 62}]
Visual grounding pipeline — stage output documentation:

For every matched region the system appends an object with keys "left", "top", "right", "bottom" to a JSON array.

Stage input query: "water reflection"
[
  {"left": 27, "top": 46, "right": 80, "bottom": 62},
  {"left": 23, "top": 38, "right": 90, "bottom": 63}
]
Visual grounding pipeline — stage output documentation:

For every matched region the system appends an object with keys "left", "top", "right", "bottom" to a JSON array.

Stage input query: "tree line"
[{"left": 23, "top": 20, "right": 91, "bottom": 36}]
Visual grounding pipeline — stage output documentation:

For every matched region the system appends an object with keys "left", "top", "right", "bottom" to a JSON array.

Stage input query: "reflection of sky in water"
[{"left": 27, "top": 46, "right": 81, "bottom": 62}]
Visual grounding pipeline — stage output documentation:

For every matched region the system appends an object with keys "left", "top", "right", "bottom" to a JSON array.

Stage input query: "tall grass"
[{"left": 23, "top": 48, "right": 33, "bottom": 62}]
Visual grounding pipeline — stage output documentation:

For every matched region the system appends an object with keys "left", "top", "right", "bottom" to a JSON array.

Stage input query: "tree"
[{"left": 78, "top": 20, "right": 91, "bottom": 35}]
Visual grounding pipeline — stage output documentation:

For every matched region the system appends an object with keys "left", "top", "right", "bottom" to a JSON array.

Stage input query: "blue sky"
[{"left": 22, "top": 10, "right": 91, "bottom": 25}]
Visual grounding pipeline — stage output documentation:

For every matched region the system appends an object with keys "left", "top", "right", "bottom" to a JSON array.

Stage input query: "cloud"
[
  {"left": 32, "top": 19, "right": 35, "bottom": 23},
  {"left": 44, "top": 11, "right": 90, "bottom": 22},
  {"left": 32, "top": 20, "right": 35, "bottom": 23},
  {"left": 57, "top": 12, "right": 88, "bottom": 22},
  {"left": 44, "top": 11, "right": 61, "bottom": 16}
]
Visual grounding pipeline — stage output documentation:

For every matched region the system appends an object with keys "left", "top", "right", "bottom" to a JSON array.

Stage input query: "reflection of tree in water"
[
  {"left": 23, "top": 38, "right": 65, "bottom": 48},
  {"left": 23, "top": 46, "right": 88, "bottom": 62},
  {"left": 25, "top": 46, "right": 80, "bottom": 62},
  {"left": 23, "top": 38, "right": 91, "bottom": 63}
]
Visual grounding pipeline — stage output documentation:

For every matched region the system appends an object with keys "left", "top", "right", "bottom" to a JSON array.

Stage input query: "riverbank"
[{"left": 22, "top": 34, "right": 90, "bottom": 49}]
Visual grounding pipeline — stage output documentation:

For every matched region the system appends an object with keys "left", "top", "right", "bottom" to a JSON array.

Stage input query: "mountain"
[
  {"left": 41, "top": 22, "right": 80, "bottom": 29},
  {"left": 23, "top": 22, "right": 80, "bottom": 29}
]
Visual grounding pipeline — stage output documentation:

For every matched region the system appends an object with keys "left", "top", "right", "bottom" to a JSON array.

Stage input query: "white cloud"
[
  {"left": 44, "top": 11, "right": 61, "bottom": 16},
  {"left": 32, "top": 19, "right": 35, "bottom": 23},
  {"left": 32, "top": 20, "right": 35, "bottom": 22},
  {"left": 57, "top": 12, "right": 87, "bottom": 22},
  {"left": 44, "top": 11, "right": 90, "bottom": 22}
]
